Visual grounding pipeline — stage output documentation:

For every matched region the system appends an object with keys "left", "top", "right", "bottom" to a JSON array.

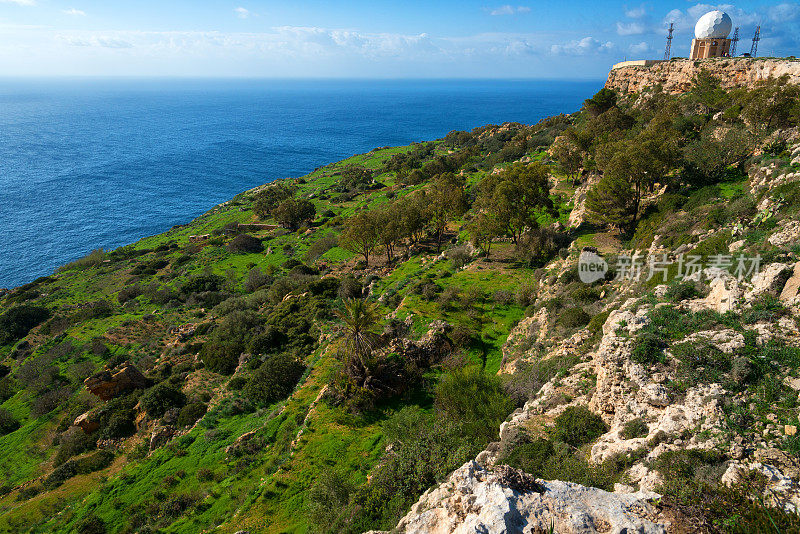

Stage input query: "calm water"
[{"left": 0, "top": 78, "right": 601, "bottom": 288}]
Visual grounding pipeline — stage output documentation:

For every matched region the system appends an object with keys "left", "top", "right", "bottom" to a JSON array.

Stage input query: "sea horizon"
[{"left": 0, "top": 78, "right": 602, "bottom": 288}]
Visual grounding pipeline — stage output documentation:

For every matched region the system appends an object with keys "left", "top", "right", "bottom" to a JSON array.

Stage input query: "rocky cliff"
[{"left": 605, "top": 58, "right": 800, "bottom": 94}]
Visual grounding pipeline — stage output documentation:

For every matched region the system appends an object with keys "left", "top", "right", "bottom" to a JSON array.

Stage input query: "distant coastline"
[{"left": 0, "top": 78, "right": 600, "bottom": 289}]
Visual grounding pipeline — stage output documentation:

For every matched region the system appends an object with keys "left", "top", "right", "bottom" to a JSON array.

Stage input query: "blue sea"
[{"left": 0, "top": 79, "right": 601, "bottom": 288}]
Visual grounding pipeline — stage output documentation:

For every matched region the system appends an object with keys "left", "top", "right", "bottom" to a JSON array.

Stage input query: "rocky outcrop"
[
  {"left": 386, "top": 461, "right": 667, "bottom": 534},
  {"left": 606, "top": 58, "right": 800, "bottom": 95},
  {"left": 74, "top": 411, "right": 101, "bottom": 434},
  {"left": 84, "top": 363, "right": 148, "bottom": 400}
]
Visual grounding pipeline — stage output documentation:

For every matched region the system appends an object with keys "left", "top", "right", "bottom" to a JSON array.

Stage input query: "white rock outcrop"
[{"left": 390, "top": 461, "right": 668, "bottom": 534}]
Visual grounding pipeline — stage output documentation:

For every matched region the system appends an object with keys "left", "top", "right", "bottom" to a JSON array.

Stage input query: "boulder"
[
  {"left": 74, "top": 411, "right": 101, "bottom": 434},
  {"left": 84, "top": 363, "right": 148, "bottom": 400},
  {"left": 780, "top": 262, "right": 800, "bottom": 303},
  {"left": 745, "top": 263, "right": 792, "bottom": 301},
  {"left": 393, "top": 461, "right": 667, "bottom": 534}
]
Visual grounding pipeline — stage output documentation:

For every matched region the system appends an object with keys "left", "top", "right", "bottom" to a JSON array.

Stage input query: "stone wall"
[{"left": 605, "top": 57, "right": 800, "bottom": 94}]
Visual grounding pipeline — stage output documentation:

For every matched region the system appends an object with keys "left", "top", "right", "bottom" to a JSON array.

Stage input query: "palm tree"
[{"left": 334, "top": 298, "right": 380, "bottom": 366}]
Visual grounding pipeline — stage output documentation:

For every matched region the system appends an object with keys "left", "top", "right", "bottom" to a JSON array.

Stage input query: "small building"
[{"left": 690, "top": 10, "right": 733, "bottom": 59}]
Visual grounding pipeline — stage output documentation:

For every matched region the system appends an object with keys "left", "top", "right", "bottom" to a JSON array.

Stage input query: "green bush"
[
  {"left": 245, "top": 353, "right": 306, "bottom": 407},
  {"left": 140, "top": 382, "right": 186, "bottom": 418},
  {"left": 0, "top": 408, "right": 20, "bottom": 436},
  {"left": 177, "top": 402, "right": 207, "bottom": 427},
  {"left": 742, "top": 294, "right": 788, "bottom": 324},
  {"left": 434, "top": 368, "right": 513, "bottom": 444},
  {"left": 631, "top": 332, "right": 667, "bottom": 364},
  {"left": 76, "top": 514, "right": 107, "bottom": 534},
  {"left": 558, "top": 307, "right": 591, "bottom": 329},
  {"left": 181, "top": 274, "right": 224, "bottom": 294},
  {"left": 228, "top": 234, "right": 264, "bottom": 254},
  {"left": 552, "top": 406, "right": 608, "bottom": 447},
  {"left": 620, "top": 418, "right": 649, "bottom": 439},
  {"left": 0, "top": 305, "right": 50, "bottom": 345},
  {"left": 664, "top": 281, "right": 702, "bottom": 303}
]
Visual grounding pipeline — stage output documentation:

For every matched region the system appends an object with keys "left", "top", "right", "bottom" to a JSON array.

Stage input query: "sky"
[{"left": 0, "top": 1, "right": 799, "bottom": 78}]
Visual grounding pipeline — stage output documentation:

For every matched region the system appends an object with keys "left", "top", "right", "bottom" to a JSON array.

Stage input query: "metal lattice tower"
[
  {"left": 751, "top": 26, "right": 761, "bottom": 57},
  {"left": 730, "top": 27, "right": 739, "bottom": 56},
  {"left": 664, "top": 23, "right": 674, "bottom": 60}
]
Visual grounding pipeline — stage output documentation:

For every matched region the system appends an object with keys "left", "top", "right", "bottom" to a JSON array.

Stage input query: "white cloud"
[
  {"left": 59, "top": 35, "right": 133, "bottom": 48},
  {"left": 63, "top": 8, "right": 86, "bottom": 16},
  {"left": 0, "top": 0, "right": 36, "bottom": 5},
  {"left": 616, "top": 21, "right": 646, "bottom": 35},
  {"left": 234, "top": 7, "right": 251, "bottom": 19},
  {"left": 629, "top": 41, "right": 651, "bottom": 54},
  {"left": 550, "top": 36, "right": 614, "bottom": 55},
  {"left": 769, "top": 3, "right": 800, "bottom": 22},
  {"left": 625, "top": 5, "right": 647, "bottom": 19},
  {"left": 490, "top": 5, "right": 530, "bottom": 16}
]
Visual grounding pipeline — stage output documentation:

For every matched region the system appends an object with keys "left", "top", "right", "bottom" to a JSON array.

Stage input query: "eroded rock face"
[
  {"left": 74, "top": 411, "right": 101, "bottom": 434},
  {"left": 606, "top": 58, "right": 800, "bottom": 95},
  {"left": 84, "top": 363, "right": 148, "bottom": 401},
  {"left": 389, "top": 461, "right": 667, "bottom": 534}
]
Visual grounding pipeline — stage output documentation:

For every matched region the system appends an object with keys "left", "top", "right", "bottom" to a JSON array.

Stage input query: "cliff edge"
[{"left": 606, "top": 57, "right": 800, "bottom": 94}]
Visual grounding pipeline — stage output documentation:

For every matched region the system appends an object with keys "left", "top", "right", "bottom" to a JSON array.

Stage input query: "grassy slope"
[{"left": 0, "top": 139, "right": 547, "bottom": 533}]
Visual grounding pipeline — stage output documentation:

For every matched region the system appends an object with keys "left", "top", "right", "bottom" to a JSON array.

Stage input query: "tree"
[
  {"left": 426, "top": 173, "right": 468, "bottom": 252},
  {"left": 245, "top": 353, "right": 305, "bottom": 406},
  {"left": 339, "top": 166, "right": 374, "bottom": 191},
  {"left": 340, "top": 211, "right": 380, "bottom": 266},
  {"left": 397, "top": 192, "right": 428, "bottom": 250},
  {"left": 334, "top": 298, "right": 381, "bottom": 366},
  {"left": 0, "top": 305, "right": 50, "bottom": 345},
  {"left": 375, "top": 203, "right": 403, "bottom": 263},
  {"left": 477, "top": 162, "right": 554, "bottom": 243},
  {"left": 140, "top": 382, "right": 186, "bottom": 418},
  {"left": 253, "top": 182, "right": 297, "bottom": 219},
  {"left": 273, "top": 198, "right": 316, "bottom": 230},
  {"left": 551, "top": 136, "right": 583, "bottom": 184},
  {"left": 467, "top": 211, "right": 502, "bottom": 259},
  {"left": 585, "top": 171, "right": 638, "bottom": 230},
  {"left": 590, "top": 130, "right": 679, "bottom": 231},
  {"left": 583, "top": 87, "right": 617, "bottom": 117}
]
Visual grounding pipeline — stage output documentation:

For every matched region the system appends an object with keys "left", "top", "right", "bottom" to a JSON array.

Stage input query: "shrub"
[
  {"left": 249, "top": 327, "right": 286, "bottom": 356},
  {"left": 552, "top": 406, "right": 608, "bottom": 447},
  {"left": 620, "top": 418, "right": 649, "bottom": 439},
  {"left": 140, "top": 382, "right": 186, "bottom": 418},
  {"left": 273, "top": 198, "right": 316, "bottom": 230},
  {"left": 54, "top": 427, "right": 96, "bottom": 467},
  {"left": 244, "top": 267, "right": 272, "bottom": 293},
  {"left": 434, "top": 368, "right": 513, "bottom": 443},
  {"left": 177, "top": 402, "right": 207, "bottom": 427},
  {"left": 245, "top": 353, "right": 305, "bottom": 407},
  {"left": 98, "top": 410, "right": 135, "bottom": 440},
  {"left": 664, "top": 281, "right": 702, "bottom": 302},
  {"left": 631, "top": 332, "right": 667, "bottom": 365},
  {"left": 558, "top": 307, "right": 591, "bottom": 329},
  {"left": 228, "top": 234, "right": 263, "bottom": 254},
  {"left": 181, "top": 274, "right": 224, "bottom": 294},
  {"left": 742, "top": 294, "right": 788, "bottom": 324},
  {"left": 0, "top": 408, "right": 20, "bottom": 436},
  {"left": 0, "top": 305, "right": 50, "bottom": 345},
  {"left": 75, "top": 514, "right": 107, "bottom": 534},
  {"left": 515, "top": 228, "right": 569, "bottom": 268}
]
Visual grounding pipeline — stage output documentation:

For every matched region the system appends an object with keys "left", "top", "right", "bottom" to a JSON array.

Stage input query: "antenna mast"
[
  {"left": 730, "top": 27, "right": 739, "bottom": 56},
  {"left": 751, "top": 26, "right": 761, "bottom": 57},
  {"left": 664, "top": 23, "right": 674, "bottom": 60}
]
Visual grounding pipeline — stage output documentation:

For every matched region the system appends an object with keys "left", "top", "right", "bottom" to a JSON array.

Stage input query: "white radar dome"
[{"left": 695, "top": 10, "right": 733, "bottom": 39}]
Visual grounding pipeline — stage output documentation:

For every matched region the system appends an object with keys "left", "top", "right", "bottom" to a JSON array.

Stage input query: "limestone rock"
[
  {"left": 745, "top": 263, "right": 791, "bottom": 301},
  {"left": 84, "top": 363, "right": 148, "bottom": 400},
  {"left": 74, "top": 411, "right": 101, "bottom": 434},
  {"left": 392, "top": 461, "right": 667, "bottom": 534},
  {"left": 606, "top": 58, "right": 800, "bottom": 95},
  {"left": 780, "top": 262, "right": 800, "bottom": 303}
]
